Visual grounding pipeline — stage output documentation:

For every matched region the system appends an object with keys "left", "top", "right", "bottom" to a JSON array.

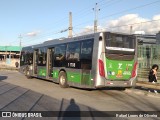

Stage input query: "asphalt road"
[{"left": 0, "top": 70, "right": 160, "bottom": 120}]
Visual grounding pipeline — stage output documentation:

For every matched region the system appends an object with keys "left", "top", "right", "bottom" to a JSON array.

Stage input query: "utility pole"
[
  {"left": 18, "top": 34, "right": 22, "bottom": 62},
  {"left": 19, "top": 34, "right": 22, "bottom": 47},
  {"left": 93, "top": 3, "right": 100, "bottom": 33},
  {"left": 68, "top": 12, "right": 73, "bottom": 38}
]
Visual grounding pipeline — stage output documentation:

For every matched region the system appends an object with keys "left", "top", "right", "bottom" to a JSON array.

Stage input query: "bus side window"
[
  {"left": 81, "top": 40, "right": 93, "bottom": 70},
  {"left": 66, "top": 42, "right": 80, "bottom": 68},
  {"left": 20, "top": 51, "right": 25, "bottom": 65},
  {"left": 67, "top": 42, "right": 80, "bottom": 61},
  {"left": 54, "top": 44, "right": 66, "bottom": 67}
]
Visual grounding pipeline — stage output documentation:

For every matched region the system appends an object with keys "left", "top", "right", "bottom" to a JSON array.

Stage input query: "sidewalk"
[
  {"left": 136, "top": 81, "right": 160, "bottom": 90},
  {"left": 136, "top": 77, "right": 160, "bottom": 93},
  {"left": 0, "top": 58, "right": 19, "bottom": 67},
  {"left": 0, "top": 59, "right": 19, "bottom": 71},
  {"left": 0, "top": 65, "right": 19, "bottom": 71},
  {"left": 125, "top": 87, "right": 160, "bottom": 98},
  {"left": 128, "top": 78, "right": 160, "bottom": 98},
  {"left": 138, "top": 77, "right": 160, "bottom": 83}
]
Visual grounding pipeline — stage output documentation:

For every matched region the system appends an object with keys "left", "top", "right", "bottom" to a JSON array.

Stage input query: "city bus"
[{"left": 20, "top": 32, "right": 137, "bottom": 89}]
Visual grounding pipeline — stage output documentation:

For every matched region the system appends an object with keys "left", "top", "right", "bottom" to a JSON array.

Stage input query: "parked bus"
[{"left": 20, "top": 32, "right": 137, "bottom": 89}]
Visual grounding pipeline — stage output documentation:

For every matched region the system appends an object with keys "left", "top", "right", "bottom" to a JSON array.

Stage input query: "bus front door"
[{"left": 33, "top": 50, "right": 38, "bottom": 75}]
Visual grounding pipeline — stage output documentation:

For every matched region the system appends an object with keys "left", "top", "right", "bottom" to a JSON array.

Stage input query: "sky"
[{"left": 0, "top": 0, "right": 160, "bottom": 46}]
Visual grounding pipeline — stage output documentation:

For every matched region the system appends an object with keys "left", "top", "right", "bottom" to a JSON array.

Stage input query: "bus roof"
[
  {"left": 22, "top": 31, "right": 134, "bottom": 50},
  {"left": 23, "top": 33, "right": 98, "bottom": 49}
]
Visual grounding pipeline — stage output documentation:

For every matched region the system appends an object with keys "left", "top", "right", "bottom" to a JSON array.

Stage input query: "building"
[
  {"left": 135, "top": 34, "right": 160, "bottom": 69},
  {"left": 0, "top": 46, "right": 21, "bottom": 67},
  {"left": 156, "top": 31, "right": 160, "bottom": 44},
  {"left": 134, "top": 33, "right": 160, "bottom": 80},
  {"left": 136, "top": 34, "right": 156, "bottom": 45}
]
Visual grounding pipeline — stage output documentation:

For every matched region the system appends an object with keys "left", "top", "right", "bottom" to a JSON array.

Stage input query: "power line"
[
  {"left": 73, "top": 19, "right": 160, "bottom": 35},
  {"left": 23, "top": 19, "right": 160, "bottom": 46},
  {"left": 106, "top": 19, "right": 160, "bottom": 29},
  {"left": 7, "top": 0, "right": 160, "bottom": 46},
  {"left": 7, "top": 0, "right": 116, "bottom": 45},
  {"left": 98, "top": 0, "right": 119, "bottom": 8},
  {"left": 73, "top": 0, "right": 117, "bottom": 21},
  {"left": 73, "top": 0, "right": 107, "bottom": 18},
  {"left": 24, "top": 18, "right": 160, "bottom": 45},
  {"left": 99, "top": 0, "right": 122, "bottom": 14},
  {"left": 73, "top": 0, "right": 160, "bottom": 29},
  {"left": 19, "top": 23, "right": 69, "bottom": 43},
  {"left": 22, "top": 28, "right": 69, "bottom": 45},
  {"left": 100, "top": 0, "right": 160, "bottom": 20},
  {"left": 23, "top": 29, "right": 68, "bottom": 46},
  {"left": 97, "top": 0, "right": 106, "bottom": 4}
]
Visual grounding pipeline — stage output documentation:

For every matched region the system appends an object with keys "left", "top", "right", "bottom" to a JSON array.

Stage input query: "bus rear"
[{"left": 96, "top": 32, "right": 137, "bottom": 88}]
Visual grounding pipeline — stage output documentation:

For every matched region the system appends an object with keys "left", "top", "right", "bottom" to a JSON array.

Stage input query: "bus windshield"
[{"left": 105, "top": 33, "right": 135, "bottom": 55}]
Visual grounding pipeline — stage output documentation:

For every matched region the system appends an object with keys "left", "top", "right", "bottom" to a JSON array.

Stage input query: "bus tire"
[{"left": 59, "top": 71, "right": 68, "bottom": 88}]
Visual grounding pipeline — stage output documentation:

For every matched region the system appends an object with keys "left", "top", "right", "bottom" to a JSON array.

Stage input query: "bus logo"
[
  {"left": 116, "top": 70, "right": 123, "bottom": 78},
  {"left": 118, "top": 63, "right": 122, "bottom": 69}
]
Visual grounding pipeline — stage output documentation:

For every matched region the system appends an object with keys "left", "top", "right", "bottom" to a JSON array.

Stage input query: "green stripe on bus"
[
  {"left": 52, "top": 70, "right": 59, "bottom": 79},
  {"left": 52, "top": 70, "right": 92, "bottom": 85},
  {"left": 38, "top": 68, "right": 47, "bottom": 76},
  {"left": 81, "top": 73, "right": 91, "bottom": 85},
  {"left": 67, "top": 72, "right": 92, "bottom": 85},
  {"left": 67, "top": 72, "right": 81, "bottom": 83}
]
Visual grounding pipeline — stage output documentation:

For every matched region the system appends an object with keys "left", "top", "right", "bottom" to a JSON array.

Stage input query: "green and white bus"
[{"left": 20, "top": 32, "right": 138, "bottom": 89}]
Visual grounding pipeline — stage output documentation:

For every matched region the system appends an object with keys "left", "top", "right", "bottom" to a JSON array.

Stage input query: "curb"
[
  {"left": 0, "top": 67, "right": 19, "bottom": 71},
  {"left": 125, "top": 88, "right": 160, "bottom": 98},
  {"left": 136, "top": 81, "right": 160, "bottom": 90}
]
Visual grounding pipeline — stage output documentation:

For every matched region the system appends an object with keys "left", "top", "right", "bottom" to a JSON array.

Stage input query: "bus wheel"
[
  {"left": 59, "top": 71, "right": 68, "bottom": 88},
  {"left": 26, "top": 70, "right": 32, "bottom": 79}
]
